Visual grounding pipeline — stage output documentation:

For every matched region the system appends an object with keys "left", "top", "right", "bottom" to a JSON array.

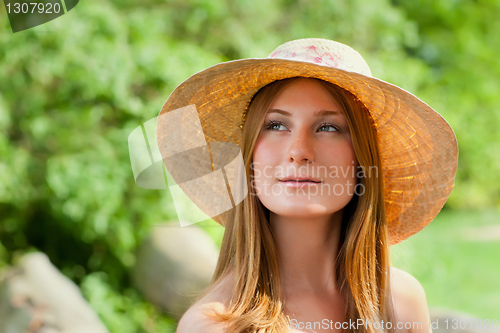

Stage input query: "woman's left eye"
[{"left": 318, "top": 124, "right": 339, "bottom": 132}]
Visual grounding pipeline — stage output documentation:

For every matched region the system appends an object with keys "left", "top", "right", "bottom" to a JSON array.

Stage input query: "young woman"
[{"left": 159, "top": 39, "right": 458, "bottom": 332}]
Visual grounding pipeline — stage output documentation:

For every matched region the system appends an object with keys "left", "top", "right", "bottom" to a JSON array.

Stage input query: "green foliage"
[
  {"left": 81, "top": 272, "right": 176, "bottom": 333},
  {"left": 392, "top": 0, "right": 500, "bottom": 208},
  {"left": 0, "top": 0, "right": 499, "bottom": 330}
]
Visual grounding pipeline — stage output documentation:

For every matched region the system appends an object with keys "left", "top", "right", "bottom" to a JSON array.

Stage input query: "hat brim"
[{"left": 157, "top": 58, "right": 458, "bottom": 246}]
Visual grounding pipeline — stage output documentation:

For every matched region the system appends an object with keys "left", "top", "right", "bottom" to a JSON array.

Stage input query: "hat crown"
[{"left": 268, "top": 38, "right": 373, "bottom": 77}]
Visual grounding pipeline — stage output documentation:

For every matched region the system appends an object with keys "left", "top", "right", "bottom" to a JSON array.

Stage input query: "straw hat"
[{"left": 157, "top": 38, "right": 458, "bottom": 245}]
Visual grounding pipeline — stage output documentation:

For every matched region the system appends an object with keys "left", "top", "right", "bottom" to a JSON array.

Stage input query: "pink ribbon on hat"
[{"left": 268, "top": 39, "right": 373, "bottom": 77}]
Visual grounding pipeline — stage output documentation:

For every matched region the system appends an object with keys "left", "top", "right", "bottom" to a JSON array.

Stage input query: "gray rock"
[
  {"left": 132, "top": 224, "right": 219, "bottom": 319},
  {"left": 0, "top": 252, "right": 109, "bottom": 333},
  {"left": 429, "top": 308, "right": 500, "bottom": 333}
]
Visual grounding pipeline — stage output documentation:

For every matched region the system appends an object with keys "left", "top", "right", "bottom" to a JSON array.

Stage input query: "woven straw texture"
[{"left": 157, "top": 39, "right": 458, "bottom": 246}]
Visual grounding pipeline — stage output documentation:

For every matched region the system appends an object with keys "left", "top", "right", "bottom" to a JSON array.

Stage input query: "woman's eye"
[
  {"left": 318, "top": 124, "right": 338, "bottom": 132},
  {"left": 266, "top": 121, "right": 288, "bottom": 131},
  {"left": 272, "top": 124, "right": 287, "bottom": 131}
]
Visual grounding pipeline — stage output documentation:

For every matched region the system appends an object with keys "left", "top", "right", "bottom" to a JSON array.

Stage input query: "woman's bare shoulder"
[
  {"left": 176, "top": 301, "right": 228, "bottom": 333},
  {"left": 390, "top": 266, "right": 426, "bottom": 296},
  {"left": 390, "top": 267, "right": 431, "bottom": 332},
  {"left": 176, "top": 272, "right": 234, "bottom": 333}
]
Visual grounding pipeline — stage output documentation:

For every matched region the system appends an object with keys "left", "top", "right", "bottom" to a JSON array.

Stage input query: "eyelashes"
[
  {"left": 264, "top": 120, "right": 341, "bottom": 132},
  {"left": 317, "top": 122, "right": 341, "bottom": 132},
  {"left": 264, "top": 120, "right": 287, "bottom": 131}
]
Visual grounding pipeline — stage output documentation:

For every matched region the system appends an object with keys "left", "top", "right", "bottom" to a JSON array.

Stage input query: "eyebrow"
[{"left": 267, "top": 109, "right": 341, "bottom": 117}]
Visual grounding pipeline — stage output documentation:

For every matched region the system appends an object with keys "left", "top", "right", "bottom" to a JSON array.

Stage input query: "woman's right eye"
[{"left": 265, "top": 121, "right": 288, "bottom": 131}]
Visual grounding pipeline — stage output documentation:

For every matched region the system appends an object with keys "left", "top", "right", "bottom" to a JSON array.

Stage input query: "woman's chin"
[
  {"left": 266, "top": 202, "right": 344, "bottom": 219},
  {"left": 259, "top": 193, "right": 352, "bottom": 214}
]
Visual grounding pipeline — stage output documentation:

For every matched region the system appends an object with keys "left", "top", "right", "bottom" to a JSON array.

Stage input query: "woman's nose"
[{"left": 287, "top": 130, "right": 315, "bottom": 164}]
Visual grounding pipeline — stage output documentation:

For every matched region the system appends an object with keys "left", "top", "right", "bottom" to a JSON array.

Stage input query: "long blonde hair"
[{"left": 197, "top": 77, "right": 395, "bottom": 332}]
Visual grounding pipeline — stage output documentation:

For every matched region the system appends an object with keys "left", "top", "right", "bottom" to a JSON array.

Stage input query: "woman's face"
[{"left": 252, "top": 79, "right": 357, "bottom": 219}]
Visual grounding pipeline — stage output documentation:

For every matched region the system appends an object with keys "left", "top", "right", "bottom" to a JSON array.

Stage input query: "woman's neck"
[{"left": 269, "top": 211, "right": 343, "bottom": 298}]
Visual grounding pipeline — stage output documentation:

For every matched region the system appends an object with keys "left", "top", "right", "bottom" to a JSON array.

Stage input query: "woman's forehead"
[{"left": 265, "top": 80, "right": 345, "bottom": 117}]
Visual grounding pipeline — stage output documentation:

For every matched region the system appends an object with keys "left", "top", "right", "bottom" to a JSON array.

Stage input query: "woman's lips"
[{"left": 279, "top": 180, "right": 321, "bottom": 188}]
